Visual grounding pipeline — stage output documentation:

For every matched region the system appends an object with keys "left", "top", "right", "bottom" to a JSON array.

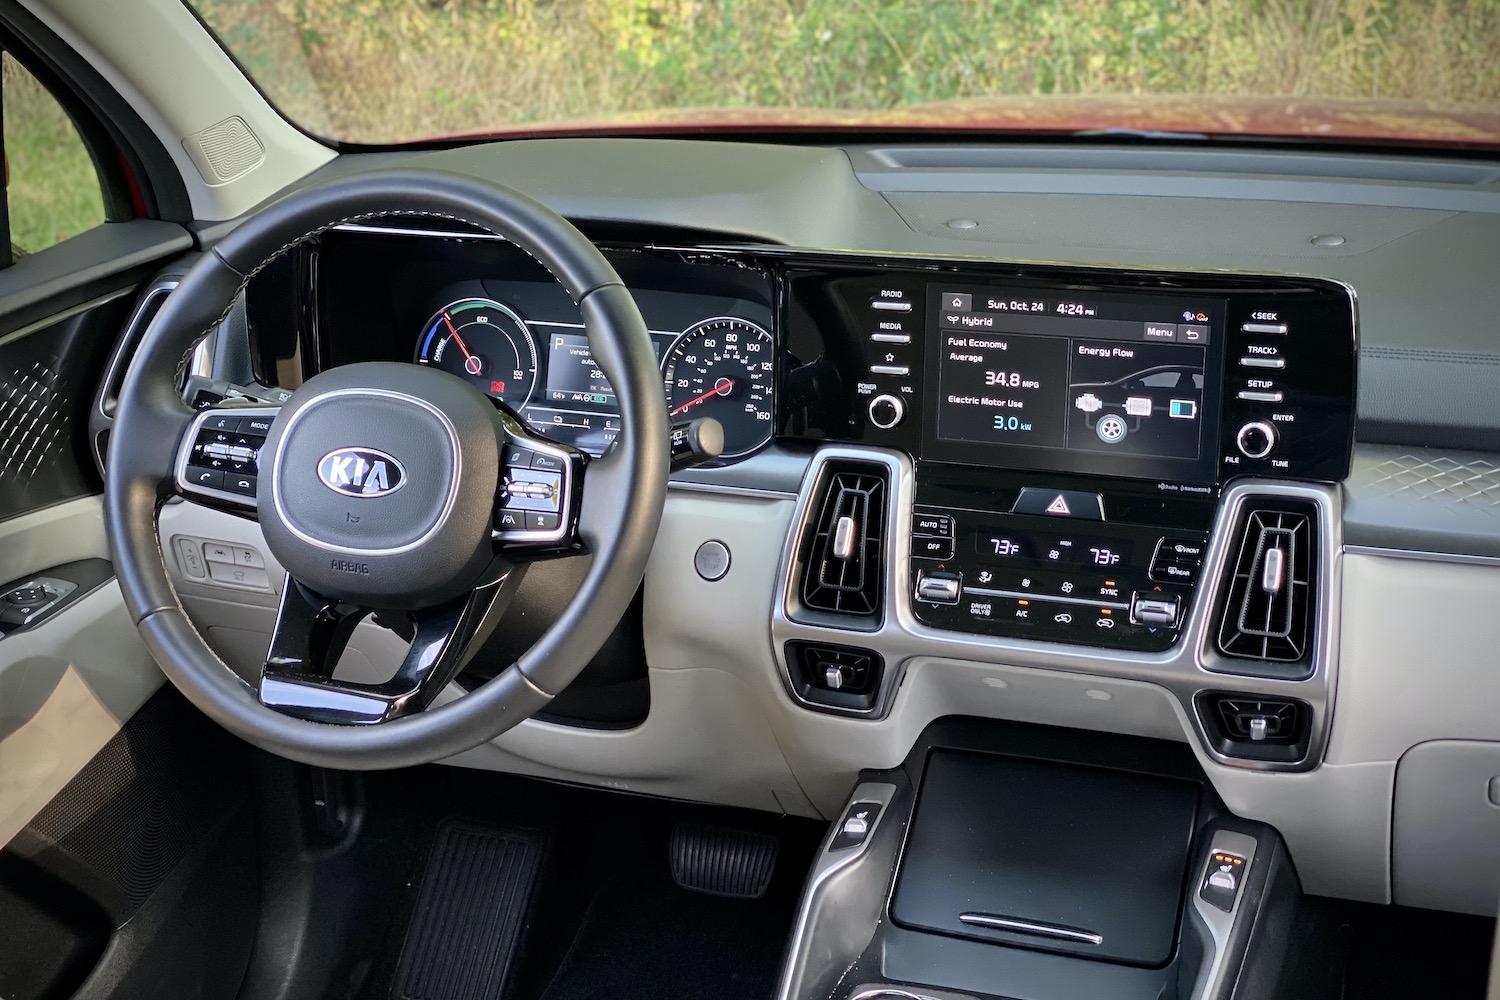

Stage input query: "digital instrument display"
[{"left": 924, "top": 284, "right": 1227, "bottom": 482}]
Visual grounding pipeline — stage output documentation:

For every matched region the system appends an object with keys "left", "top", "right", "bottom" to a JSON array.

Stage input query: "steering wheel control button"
[
  {"left": 204, "top": 542, "right": 235, "bottom": 565},
  {"left": 525, "top": 512, "right": 560, "bottom": 532},
  {"left": 867, "top": 394, "right": 905, "bottom": 430},
  {"left": 495, "top": 509, "right": 525, "bottom": 531},
  {"left": 1200, "top": 850, "right": 1248, "bottom": 912},
  {"left": 1012, "top": 488, "right": 1106, "bottom": 521},
  {"left": 1236, "top": 421, "right": 1277, "bottom": 459},
  {"left": 208, "top": 561, "right": 272, "bottom": 591},
  {"left": 1129, "top": 593, "right": 1181, "bottom": 627},
  {"left": 529, "top": 452, "right": 566, "bottom": 474},
  {"left": 830, "top": 802, "right": 884, "bottom": 851},
  {"left": 915, "top": 570, "right": 962, "bottom": 605},
  {"left": 225, "top": 474, "right": 257, "bottom": 497},
  {"left": 174, "top": 538, "right": 207, "bottom": 579},
  {"left": 693, "top": 540, "right": 731, "bottom": 581}
]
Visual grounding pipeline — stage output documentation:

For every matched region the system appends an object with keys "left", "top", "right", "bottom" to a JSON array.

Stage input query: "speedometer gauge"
[
  {"left": 415, "top": 297, "right": 539, "bottom": 409},
  {"left": 663, "top": 317, "right": 774, "bottom": 458}
]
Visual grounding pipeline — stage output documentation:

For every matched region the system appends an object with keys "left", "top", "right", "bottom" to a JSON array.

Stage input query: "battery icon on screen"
[{"left": 1170, "top": 399, "right": 1198, "bottom": 419}]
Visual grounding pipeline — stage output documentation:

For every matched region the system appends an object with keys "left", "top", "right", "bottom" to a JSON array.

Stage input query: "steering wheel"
[{"left": 105, "top": 170, "right": 669, "bottom": 769}]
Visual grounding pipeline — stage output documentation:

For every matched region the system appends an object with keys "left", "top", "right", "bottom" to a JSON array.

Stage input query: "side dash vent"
[
  {"left": 1215, "top": 503, "right": 1316, "bottom": 673},
  {"left": 796, "top": 461, "right": 888, "bottom": 626}
]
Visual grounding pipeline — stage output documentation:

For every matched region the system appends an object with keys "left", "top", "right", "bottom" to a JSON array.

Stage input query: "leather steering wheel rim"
[{"left": 105, "top": 169, "right": 669, "bottom": 769}]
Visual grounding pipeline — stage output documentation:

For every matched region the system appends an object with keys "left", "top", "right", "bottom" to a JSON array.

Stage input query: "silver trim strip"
[
  {"left": 98, "top": 280, "right": 179, "bottom": 421},
  {"left": 956, "top": 912, "right": 1104, "bottom": 945},
  {"left": 1344, "top": 544, "right": 1500, "bottom": 567},
  {"left": 667, "top": 480, "right": 797, "bottom": 501}
]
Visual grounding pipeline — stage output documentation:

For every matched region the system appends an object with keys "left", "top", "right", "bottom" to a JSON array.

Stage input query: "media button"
[{"left": 1012, "top": 488, "right": 1105, "bottom": 521}]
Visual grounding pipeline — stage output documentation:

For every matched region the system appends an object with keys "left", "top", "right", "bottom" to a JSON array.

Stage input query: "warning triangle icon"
[{"left": 1045, "top": 495, "right": 1071, "bottom": 516}]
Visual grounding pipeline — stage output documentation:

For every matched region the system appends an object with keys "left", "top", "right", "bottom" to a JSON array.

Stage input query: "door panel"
[{"left": 0, "top": 229, "right": 194, "bottom": 849}]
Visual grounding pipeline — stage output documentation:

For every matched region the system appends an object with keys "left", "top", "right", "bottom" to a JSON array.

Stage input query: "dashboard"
[
  {"left": 271, "top": 227, "right": 1357, "bottom": 661},
  {"left": 176, "top": 136, "right": 1500, "bottom": 918}
]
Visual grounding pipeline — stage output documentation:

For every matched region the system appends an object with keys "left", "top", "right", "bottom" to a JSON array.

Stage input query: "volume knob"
[
  {"left": 1236, "top": 421, "right": 1276, "bottom": 459},
  {"left": 868, "top": 394, "right": 905, "bottom": 430}
]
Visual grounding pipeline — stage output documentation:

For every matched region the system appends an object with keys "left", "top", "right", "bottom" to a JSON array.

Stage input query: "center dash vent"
[
  {"left": 1216, "top": 504, "right": 1315, "bottom": 669},
  {"left": 797, "top": 461, "right": 888, "bottom": 624}
]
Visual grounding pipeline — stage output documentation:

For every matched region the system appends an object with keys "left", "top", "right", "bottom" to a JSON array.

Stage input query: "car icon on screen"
[{"left": 1071, "top": 365, "right": 1203, "bottom": 441}]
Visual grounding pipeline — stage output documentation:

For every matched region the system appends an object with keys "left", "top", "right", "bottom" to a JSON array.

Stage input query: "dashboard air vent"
[
  {"left": 1216, "top": 505, "right": 1314, "bottom": 665},
  {"left": 798, "top": 462, "right": 888, "bottom": 623}
]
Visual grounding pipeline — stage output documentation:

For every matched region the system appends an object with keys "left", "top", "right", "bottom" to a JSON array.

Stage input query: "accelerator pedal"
[
  {"left": 670, "top": 823, "right": 779, "bottom": 899},
  {"left": 393, "top": 821, "right": 544, "bottom": 1000}
]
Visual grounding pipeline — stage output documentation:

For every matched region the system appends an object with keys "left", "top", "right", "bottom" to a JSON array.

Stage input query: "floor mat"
[{"left": 538, "top": 869, "right": 794, "bottom": 1000}]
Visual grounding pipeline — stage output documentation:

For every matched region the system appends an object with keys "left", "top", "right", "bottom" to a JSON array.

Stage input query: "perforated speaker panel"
[{"left": 184, "top": 115, "right": 266, "bottom": 183}]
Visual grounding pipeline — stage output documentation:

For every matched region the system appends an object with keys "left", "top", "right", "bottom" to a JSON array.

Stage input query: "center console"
[{"left": 776, "top": 720, "right": 1339, "bottom": 1000}]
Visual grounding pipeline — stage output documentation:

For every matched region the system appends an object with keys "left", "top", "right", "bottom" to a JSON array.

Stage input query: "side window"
[{"left": 2, "top": 52, "right": 105, "bottom": 260}]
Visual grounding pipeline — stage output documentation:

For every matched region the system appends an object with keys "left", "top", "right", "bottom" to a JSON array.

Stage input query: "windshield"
[{"left": 188, "top": 1, "right": 1500, "bottom": 148}]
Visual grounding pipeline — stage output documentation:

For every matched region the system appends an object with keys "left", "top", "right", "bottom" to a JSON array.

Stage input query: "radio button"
[
  {"left": 915, "top": 571, "right": 962, "bottom": 605},
  {"left": 1012, "top": 488, "right": 1105, "bottom": 521}
]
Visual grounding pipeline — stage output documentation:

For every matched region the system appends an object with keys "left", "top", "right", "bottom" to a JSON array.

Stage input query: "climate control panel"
[{"left": 909, "top": 501, "right": 1208, "bottom": 652}]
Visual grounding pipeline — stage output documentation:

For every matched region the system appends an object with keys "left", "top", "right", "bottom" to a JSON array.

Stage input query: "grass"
[
  {"left": 3, "top": 1, "right": 1499, "bottom": 249},
  {"left": 194, "top": 0, "right": 1500, "bottom": 144},
  {"left": 3, "top": 54, "right": 105, "bottom": 255}
]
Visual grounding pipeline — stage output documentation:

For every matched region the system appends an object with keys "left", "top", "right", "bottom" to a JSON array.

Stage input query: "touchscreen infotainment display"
[{"left": 922, "top": 283, "right": 1226, "bottom": 482}]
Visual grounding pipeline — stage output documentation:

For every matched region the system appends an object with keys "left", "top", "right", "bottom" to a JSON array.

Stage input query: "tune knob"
[
  {"left": 1236, "top": 421, "right": 1277, "bottom": 459},
  {"left": 868, "top": 394, "right": 905, "bottom": 430}
]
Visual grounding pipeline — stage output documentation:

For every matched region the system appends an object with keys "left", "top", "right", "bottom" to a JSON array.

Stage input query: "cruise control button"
[
  {"left": 1012, "top": 488, "right": 1105, "bottom": 520},
  {"left": 494, "top": 509, "right": 525, "bottom": 531},
  {"left": 526, "top": 511, "right": 561, "bottom": 532},
  {"left": 204, "top": 542, "right": 235, "bottom": 564}
]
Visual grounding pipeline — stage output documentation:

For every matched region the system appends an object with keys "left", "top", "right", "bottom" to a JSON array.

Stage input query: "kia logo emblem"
[{"left": 316, "top": 448, "right": 406, "bottom": 498}]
